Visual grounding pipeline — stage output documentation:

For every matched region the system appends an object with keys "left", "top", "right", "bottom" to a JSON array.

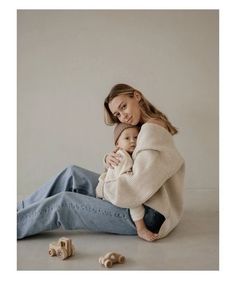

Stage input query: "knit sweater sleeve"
[{"left": 102, "top": 123, "right": 184, "bottom": 208}]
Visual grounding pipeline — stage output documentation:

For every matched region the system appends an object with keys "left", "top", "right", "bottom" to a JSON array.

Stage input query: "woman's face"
[{"left": 108, "top": 93, "right": 142, "bottom": 125}]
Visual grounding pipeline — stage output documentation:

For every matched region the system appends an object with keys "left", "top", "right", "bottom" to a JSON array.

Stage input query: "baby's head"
[{"left": 114, "top": 123, "right": 140, "bottom": 154}]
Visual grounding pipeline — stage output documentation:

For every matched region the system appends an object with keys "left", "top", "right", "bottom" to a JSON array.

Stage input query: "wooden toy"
[
  {"left": 99, "top": 252, "right": 125, "bottom": 268},
  {"left": 48, "top": 237, "right": 75, "bottom": 260}
]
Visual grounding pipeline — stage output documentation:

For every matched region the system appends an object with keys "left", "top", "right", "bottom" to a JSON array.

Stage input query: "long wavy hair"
[{"left": 104, "top": 83, "right": 178, "bottom": 135}]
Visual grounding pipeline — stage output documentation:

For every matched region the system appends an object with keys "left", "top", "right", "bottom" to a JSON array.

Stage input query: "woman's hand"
[{"left": 105, "top": 149, "right": 122, "bottom": 169}]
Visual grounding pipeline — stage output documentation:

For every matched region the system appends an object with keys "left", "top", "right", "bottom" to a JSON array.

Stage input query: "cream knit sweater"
[{"left": 96, "top": 123, "right": 185, "bottom": 239}]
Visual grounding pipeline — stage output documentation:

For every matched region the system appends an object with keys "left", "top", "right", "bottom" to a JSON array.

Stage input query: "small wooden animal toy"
[
  {"left": 99, "top": 252, "right": 125, "bottom": 268},
  {"left": 48, "top": 237, "right": 75, "bottom": 260}
]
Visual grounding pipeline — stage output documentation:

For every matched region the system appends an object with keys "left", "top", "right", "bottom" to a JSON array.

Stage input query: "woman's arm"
[
  {"left": 102, "top": 123, "right": 184, "bottom": 208},
  {"left": 103, "top": 148, "right": 183, "bottom": 208}
]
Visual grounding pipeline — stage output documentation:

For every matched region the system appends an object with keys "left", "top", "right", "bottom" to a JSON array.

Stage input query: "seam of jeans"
[
  {"left": 17, "top": 206, "right": 57, "bottom": 223},
  {"left": 60, "top": 202, "right": 129, "bottom": 219},
  {"left": 18, "top": 201, "right": 131, "bottom": 224}
]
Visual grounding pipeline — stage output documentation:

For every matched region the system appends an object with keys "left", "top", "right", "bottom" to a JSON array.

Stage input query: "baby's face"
[{"left": 116, "top": 127, "right": 139, "bottom": 153}]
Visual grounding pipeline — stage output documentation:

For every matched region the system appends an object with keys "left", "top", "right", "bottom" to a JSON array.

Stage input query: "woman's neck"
[{"left": 140, "top": 113, "right": 150, "bottom": 124}]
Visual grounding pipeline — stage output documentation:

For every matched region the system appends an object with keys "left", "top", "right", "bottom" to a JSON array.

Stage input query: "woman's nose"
[{"left": 121, "top": 112, "right": 128, "bottom": 121}]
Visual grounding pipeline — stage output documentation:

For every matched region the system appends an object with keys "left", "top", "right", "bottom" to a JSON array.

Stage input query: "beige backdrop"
[{"left": 17, "top": 10, "right": 218, "bottom": 196}]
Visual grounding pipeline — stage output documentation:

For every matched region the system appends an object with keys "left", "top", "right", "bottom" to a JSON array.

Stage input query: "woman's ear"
[{"left": 134, "top": 90, "right": 141, "bottom": 102}]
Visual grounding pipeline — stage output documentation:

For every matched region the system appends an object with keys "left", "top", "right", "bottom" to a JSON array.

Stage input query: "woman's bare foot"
[{"left": 137, "top": 228, "right": 159, "bottom": 242}]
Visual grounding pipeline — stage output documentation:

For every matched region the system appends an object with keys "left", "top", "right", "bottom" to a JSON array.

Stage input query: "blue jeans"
[{"left": 17, "top": 165, "right": 165, "bottom": 239}]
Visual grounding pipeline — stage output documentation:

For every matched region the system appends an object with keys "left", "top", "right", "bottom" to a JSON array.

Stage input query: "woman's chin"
[{"left": 130, "top": 119, "right": 138, "bottom": 126}]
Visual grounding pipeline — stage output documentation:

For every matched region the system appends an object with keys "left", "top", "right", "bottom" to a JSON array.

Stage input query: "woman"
[{"left": 17, "top": 83, "right": 185, "bottom": 240}]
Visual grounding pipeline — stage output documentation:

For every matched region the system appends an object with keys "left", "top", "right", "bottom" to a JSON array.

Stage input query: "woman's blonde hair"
[{"left": 104, "top": 83, "right": 178, "bottom": 135}]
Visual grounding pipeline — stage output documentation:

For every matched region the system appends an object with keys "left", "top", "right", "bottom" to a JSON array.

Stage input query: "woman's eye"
[{"left": 122, "top": 104, "right": 126, "bottom": 109}]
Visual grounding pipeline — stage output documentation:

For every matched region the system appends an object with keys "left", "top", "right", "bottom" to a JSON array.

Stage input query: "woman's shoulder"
[{"left": 145, "top": 118, "right": 168, "bottom": 130}]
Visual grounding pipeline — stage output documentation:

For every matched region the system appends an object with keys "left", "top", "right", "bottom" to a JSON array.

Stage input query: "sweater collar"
[{"left": 132, "top": 123, "right": 174, "bottom": 158}]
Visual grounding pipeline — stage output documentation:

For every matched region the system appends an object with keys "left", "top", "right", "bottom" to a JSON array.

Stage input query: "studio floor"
[{"left": 17, "top": 189, "right": 219, "bottom": 270}]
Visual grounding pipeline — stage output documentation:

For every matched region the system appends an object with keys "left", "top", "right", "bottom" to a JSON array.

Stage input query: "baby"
[{"left": 96, "top": 123, "right": 159, "bottom": 242}]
